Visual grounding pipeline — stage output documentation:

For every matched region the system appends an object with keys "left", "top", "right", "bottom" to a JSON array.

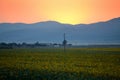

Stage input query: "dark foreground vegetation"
[{"left": 0, "top": 48, "right": 120, "bottom": 80}]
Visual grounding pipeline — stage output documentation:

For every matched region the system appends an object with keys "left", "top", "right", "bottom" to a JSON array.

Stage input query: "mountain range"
[{"left": 0, "top": 17, "right": 120, "bottom": 45}]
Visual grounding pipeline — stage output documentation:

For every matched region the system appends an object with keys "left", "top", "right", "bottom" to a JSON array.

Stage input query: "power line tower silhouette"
[{"left": 63, "top": 33, "right": 67, "bottom": 53}]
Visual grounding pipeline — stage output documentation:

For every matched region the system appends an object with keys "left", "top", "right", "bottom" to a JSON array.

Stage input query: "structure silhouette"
[{"left": 63, "top": 33, "right": 67, "bottom": 52}]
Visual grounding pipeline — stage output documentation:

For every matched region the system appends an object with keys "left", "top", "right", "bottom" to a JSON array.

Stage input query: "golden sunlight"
[{"left": 0, "top": 0, "right": 120, "bottom": 24}]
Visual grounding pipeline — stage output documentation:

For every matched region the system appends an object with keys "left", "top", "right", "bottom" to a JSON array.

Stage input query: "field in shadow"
[{"left": 0, "top": 68, "right": 119, "bottom": 80}]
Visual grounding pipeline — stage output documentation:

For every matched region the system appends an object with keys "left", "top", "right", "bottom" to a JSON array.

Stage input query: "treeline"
[{"left": 0, "top": 42, "right": 72, "bottom": 49}]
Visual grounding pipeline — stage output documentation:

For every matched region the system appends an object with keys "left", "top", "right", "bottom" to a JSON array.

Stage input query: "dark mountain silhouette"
[{"left": 0, "top": 17, "right": 120, "bottom": 44}]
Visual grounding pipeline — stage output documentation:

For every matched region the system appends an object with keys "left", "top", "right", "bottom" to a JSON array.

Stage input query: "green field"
[{"left": 0, "top": 48, "right": 120, "bottom": 80}]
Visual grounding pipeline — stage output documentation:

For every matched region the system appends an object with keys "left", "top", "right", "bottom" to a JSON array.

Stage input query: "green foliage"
[{"left": 0, "top": 48, "right": 120, "bottom": 80}]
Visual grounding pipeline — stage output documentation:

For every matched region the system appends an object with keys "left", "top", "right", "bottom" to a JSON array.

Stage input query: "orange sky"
[{"left": 0, "top": 0, "right": 120, "bottom": 24}]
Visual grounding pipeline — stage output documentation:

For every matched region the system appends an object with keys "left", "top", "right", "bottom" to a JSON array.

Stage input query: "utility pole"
[{"left": 63, "top": 33, "right": 67, "bottom": 53}]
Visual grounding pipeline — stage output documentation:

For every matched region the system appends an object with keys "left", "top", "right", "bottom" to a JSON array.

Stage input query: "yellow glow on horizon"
[
  {"left": 43, "top": 0, "right": 90, "bottom": 24},
  {"left": 47, "top": 10, "right": 87, "bottom": 24},
  {"left": 0, "top": 0, "right": 120, "bottom": 24}
]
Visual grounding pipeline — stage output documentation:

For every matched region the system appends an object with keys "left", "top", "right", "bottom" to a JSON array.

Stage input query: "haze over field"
[{"left": 0, "top": 17, "right": 120, "bottom": 44}]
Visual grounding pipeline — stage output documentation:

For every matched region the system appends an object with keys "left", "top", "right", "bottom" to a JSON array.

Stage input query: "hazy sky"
[{"left": 0, "top": 0, "right": 120, "bottom": 24}]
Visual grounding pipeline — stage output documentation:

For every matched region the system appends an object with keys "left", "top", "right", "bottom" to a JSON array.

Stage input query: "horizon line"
[{"left": 0, "top": 17, "right": 120, "bottom": 25}]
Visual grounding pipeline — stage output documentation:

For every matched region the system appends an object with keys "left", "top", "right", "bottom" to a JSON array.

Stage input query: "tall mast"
[
  {"left": 64, "top": 33, "right": 65, "bottom": 41},
  {"left": 63, "top": 33, "right": 67, "bottom": 53}
]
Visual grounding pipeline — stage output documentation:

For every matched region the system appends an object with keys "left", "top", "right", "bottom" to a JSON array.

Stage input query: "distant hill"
[{"left": 0, "top": 17, "right": 120, "bottom": 45}]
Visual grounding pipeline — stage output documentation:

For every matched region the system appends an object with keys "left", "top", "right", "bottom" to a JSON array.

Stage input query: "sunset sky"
[{"left": 0, "top": 0, "right": 120, "bottom": 24}]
